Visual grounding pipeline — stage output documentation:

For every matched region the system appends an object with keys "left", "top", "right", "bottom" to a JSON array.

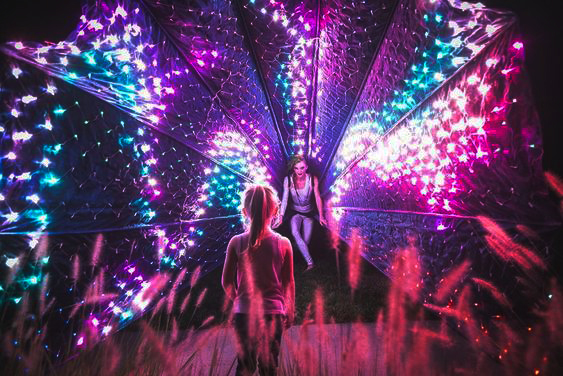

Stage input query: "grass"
[
  {"left": 1, "top": 197, "right": 563, "bottom": 374},
  {"left": 181, "top": 222, "right": 390, "bottom": 329}
]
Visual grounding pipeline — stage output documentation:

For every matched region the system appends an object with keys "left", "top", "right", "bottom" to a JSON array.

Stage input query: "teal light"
[
  {"left": 83, "top": 51, "right": 97, "bottom": 65},
  {"left": 43, "top": 174, "right": 60, "bottom": 186}
]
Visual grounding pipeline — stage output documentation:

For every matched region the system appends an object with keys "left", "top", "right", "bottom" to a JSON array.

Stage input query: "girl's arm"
[
  {"left": 276, "top": 176, "right": 289, "bottom": 227},
  {"left": 221, "top": 236, "right": 238, "bottom": 301},
  {"left": 281, "top": 237, "right": 295, "bottom": 326},
  {"left": 313, "top": 176, "right": 327, "bottom": 226}
]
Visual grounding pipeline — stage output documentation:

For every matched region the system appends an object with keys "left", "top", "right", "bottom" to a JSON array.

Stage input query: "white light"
[
  {"left": 12, "top": 67, "right": 23, "bottom": 78},
  {"left": 452, "top": 57, "right": 465, "bottom": 66},
  {"left": 486, "top": 25, "right": 497, "bottom": 35},
  {"left": 6, "top": 257, "right": 19, "bottom": 268},
  {"left": 485, "top": 58, "right": 498, "bottom": 67},
  {"left": 450, "top": 37, "right": 462, "bottom": 48},
  {"left": 478, "top": 84, "right": 490, "bottom": 95},
  {"left": 466, "top": 75, "right": 479, "bottom": 85},
  {"left": 102, "top": 325, "right": 112, "bottom": 335},
  {"left": 468, "top": 117, "right": 485, "bottom": 128},
  {"left": 26, "top": 194, "right": 40, "bottom": 204},
  {"left": 69, "top": 45, "right": 81, "bottom": 55},
  {"left": 40, "top": 119, "right": 53, "bottom": 130},
  {"left": 13, "top": 131, "right": 32, "bottom": 141},
  {"left": 115, "top": 6, "right": 127, "bottom": 18},
  {"left": 4, "top": 212, "right": 19, "bottom": 223},
  {"left": 22, "top": 95, "right": 37, "bottom": 104},
  {"left": 17, "top": 172, "right": 32, "bottom": 180},
  {"left": 46, "top": 85, "right": 57, "bottom": 95}
]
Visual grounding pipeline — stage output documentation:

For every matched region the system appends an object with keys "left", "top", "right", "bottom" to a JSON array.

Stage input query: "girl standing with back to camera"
[{"left": 222, "top": 184, "right": 295, "bottom": 376}]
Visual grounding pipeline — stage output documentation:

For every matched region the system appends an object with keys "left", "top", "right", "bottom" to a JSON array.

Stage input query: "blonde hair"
[{"left": 241, "top": 185, "right": 279, "bottom": 251}]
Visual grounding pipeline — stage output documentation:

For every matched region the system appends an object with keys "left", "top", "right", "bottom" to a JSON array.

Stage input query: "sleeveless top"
[
  {"left": 233, "top": 232, "right": 288, "bottom": 315},
  {"left": 289, "top": 174, "right": 313, "bottom": 213}
]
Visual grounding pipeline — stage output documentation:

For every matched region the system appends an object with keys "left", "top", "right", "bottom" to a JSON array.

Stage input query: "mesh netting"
[{"left": 0, "top": 0, "right": 560, "bottom": 352}]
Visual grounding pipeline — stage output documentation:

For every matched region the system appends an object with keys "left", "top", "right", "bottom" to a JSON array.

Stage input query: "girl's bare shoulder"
[
  {"left": 278, "top": 234, "right": 292, "bottom": 251},
  {"left": 229, "top": 232, "right": 248, "bottom": 247}
]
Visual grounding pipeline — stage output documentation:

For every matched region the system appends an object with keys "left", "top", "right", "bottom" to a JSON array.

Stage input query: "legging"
[{"left": 290, "top": 213, "right": 314, "bottom": 265}]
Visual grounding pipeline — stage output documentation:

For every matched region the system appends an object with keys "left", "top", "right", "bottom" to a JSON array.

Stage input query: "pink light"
[
  {"left": 77, "top": 337, "right": 84, "bottom": 346},
  {"left": 197, "top": 59, "right": 205, "bottom": 66}
]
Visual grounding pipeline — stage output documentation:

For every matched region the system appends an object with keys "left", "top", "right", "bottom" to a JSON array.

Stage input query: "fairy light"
[
  {"left": 3, "top": 212, "right": 19, "bottom": 223},
  {"left": 5, "top": 257, "right": 19, "bottom": 268},
  {"left": 0, "top": 0, "right": 545, "bottom": 353},
  {"left": 332, "top": 34, "right": 525, "bottom": 214},
  {"left": 13, "top": 131, "right": 33, "bottom": 142},
  {"left": 12, "top": 67, "right": 23, "bottom": 78}
]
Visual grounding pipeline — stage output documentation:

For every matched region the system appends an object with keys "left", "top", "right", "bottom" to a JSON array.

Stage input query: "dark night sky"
[{"left": 1, "top": 1, "right": 561, "bottom": 175}]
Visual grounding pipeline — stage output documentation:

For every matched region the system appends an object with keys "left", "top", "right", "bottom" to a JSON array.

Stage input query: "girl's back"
[{"left": 234, "top": 232, "right": 288, "bottom": 315}]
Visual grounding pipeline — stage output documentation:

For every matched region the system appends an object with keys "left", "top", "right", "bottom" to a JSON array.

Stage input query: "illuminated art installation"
[{"left": 0, "top": 0, "right": 559, "bottom": 353}]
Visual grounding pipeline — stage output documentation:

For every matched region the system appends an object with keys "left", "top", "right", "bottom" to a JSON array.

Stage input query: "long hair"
[{"left": 241, "top": 185, "right": 279, "bottom": 251}]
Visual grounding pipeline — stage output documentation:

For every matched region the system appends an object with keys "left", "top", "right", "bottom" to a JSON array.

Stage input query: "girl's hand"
[{"left": 319, "top": 216, "right": 328, "bottom": 227}]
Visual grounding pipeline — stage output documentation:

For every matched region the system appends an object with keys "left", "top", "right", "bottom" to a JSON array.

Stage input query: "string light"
[{"left": 0, "top": 0, "right": 545, "bottom": 352}]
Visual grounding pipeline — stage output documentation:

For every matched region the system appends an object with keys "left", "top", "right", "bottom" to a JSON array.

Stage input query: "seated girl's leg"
[
  {"left": 290, "top": 214, "right": 313, "bottom": 265},
  {"left": 302, "top": 216, "right": 314, "bottom": 246}
]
